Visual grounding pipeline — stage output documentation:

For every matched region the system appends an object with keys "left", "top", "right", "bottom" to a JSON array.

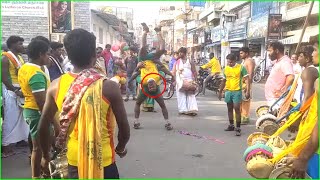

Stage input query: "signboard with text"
[
  {"left": 211, "top": 26, "right": 221, "bottom": 42},
  {"left": 228, "top": 19, "right": 247, "bottom": 41},
  {"left": 1, "top": 1, "right": 48, "bottom": 17}
]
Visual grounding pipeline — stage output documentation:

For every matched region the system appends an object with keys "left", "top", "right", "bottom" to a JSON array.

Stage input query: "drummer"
[{"left": 288, "top": 40, "right": 319, "bottom": 179}]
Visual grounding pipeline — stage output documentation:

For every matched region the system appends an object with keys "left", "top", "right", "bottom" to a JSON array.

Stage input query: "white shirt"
[{"left": 292, "top": 63, "right": 302, "bottom": 74}]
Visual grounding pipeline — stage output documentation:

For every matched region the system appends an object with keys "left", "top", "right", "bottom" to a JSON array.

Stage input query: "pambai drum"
[
  {"left": 247, "top": 132, "right": 270, "bottom": 146},
  {"left": 243, "top": 143, "right": 273, "bottom": 162},
  {"left": 49, "top": 149, "right": 68, "bottom": 178},
  {"left": 246, "top": 154, "right": 274, "bottom": 179},
  {"left": 255, "top": 105, "right": 270, "bottom": 118},
  {"left": 256, "top": 114, "right": 279, "bottom": 135},
  {"left": 266, "top": 136, "right": 287, "bottom": 158},
  {"left": 269, "top": 156, "right": 311, "bottom": 179},
  {"left": 260, "top": 120, "right": 280, "bottom": 136}
]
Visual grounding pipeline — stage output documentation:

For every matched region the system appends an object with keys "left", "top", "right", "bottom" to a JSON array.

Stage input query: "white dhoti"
[
  {"left": 175, "top": 59, "right": 198, "bottom": 114},
  {"left": 176, "top": 90, "right": 198, "bottom": 113},
  {"left": 2, "top": 84, "right": 29, "bottom": 146}
]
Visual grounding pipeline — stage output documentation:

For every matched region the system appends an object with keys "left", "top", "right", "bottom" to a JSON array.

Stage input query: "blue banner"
[
  {"left": 189, "top": 0, "right": 205, "bottom": 7},
  {"left": 251, "top": 2, "right": 278, "bottom": 17}
]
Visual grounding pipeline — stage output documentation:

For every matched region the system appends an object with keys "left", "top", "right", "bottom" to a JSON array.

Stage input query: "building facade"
[{"left": 2, "top": 1, "right": 134, "bottom": 50}]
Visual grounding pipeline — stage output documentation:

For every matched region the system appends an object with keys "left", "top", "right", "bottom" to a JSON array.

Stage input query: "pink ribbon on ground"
[{"left": 177, "top": 130, "right": 225, "bottom": 144}]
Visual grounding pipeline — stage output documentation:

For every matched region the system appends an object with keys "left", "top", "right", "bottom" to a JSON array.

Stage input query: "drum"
[
  {"left": 260, "top": 120, "right": 280, "bottom": 136},
  {"left": 246, "top": 154, "right": 274, "bottom": 179},
  {"left": 243, "top": 143, "right": 273, "bottom": 162},
  {"left": 49, "top": 149, "right": 68, "bottom": 178},
  {"left": 255, "top": 105, "right": 270, "bottom": 118},
  {"left": 247, "top": 132, "right": 270, "bottom": 146},
  {"left": 266, "top": 136, "right": 287, "bottom": 158},
  {"left": 256, "top": 114, "right": 277, "bottom": 129}
]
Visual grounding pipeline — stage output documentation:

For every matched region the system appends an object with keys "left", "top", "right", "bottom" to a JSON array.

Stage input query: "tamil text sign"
[
  {"left": 1, "top": 1, "right": 48, "bottom": 17},
  {"left": 228, "top": 19, "right": 247, "bottom": 41}
]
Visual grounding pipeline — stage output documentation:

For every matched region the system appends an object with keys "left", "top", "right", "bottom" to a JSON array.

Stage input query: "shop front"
[{"left": 247, "top": 12, "right": 269, "bottom": 58}]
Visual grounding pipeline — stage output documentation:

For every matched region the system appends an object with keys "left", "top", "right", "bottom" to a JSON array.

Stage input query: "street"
[{"left": 2, "top": 83, "right": 266, "bottom": 178}]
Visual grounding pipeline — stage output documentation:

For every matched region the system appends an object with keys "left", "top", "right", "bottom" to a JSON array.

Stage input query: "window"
[
  {"left": 234, "top": 4, "right": 251, "bottom": 19},
  {"left": 99, "top": 28, "right": 103, "bottom": 44}
]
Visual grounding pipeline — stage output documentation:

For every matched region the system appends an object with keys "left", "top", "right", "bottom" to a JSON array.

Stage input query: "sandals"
[
  {"left": 133, "top": 122, "right": 141, "bottom": 129},
  {"left": 165, "top": 123, "right": 173, "bottom": 131},
  {"left": 124, "top": 97, "right": 129, "bottom": 102}
]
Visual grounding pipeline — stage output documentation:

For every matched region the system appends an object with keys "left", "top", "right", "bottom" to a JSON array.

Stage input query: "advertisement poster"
[
  {"left": 50, "top": 1, "right": 73, "bottom": 34},
  {"left": 268, "top": 14, "right": 282, "bottom": 40}
]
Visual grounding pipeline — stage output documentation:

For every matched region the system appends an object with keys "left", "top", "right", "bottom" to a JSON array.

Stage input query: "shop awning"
[{"left": 280, "top": 25, "right": 319, "bottom": 45}]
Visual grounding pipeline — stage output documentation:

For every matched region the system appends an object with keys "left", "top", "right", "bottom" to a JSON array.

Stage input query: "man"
[
  {"left": 288, "top": 41, "right": 319, "bottom": 179},
  {"left": 95, "top": 47, "right": 107, "bottom": 75},
  {"left": 124, "top": 47, "right": 138, "bottom": 101},
  {"left": 48, "top": 42, "right": 65, "bottom": 81},
  {"left": 252, "top": 53, "right": 261, "bottom": 65},
  {"left": 101, "top": 44, "right": 114, "bottom": 76},
  {"left": 38, "top": 29, "right": 130, "bottom": 179},
  {"left": 239, "top": 47, "right": 255, "bottom": 124},
  {"left": 293, "top": 46, "right": 318, "bottom": 105},
  {"left": 18, "top": 39, "right": 54, "bottom": 178},
  {"left": 169, "top": 52, "right": 179, "bottom": 71},
  {"left": 200, "top": 52, "right": 222, "bottom": 95},
  {"left": 291, "top": 53, "right": 302, "bottom": 75},
  {"left": 128, "top": 23, "right": 175, "bottom": 130},
  {"left": 1, "top": 36, "right": 29, "bottom": 158},
  {"left": 160, "top": 50, "right": 170, "bottom": 70},
  {"left": 218, "top": 53, "right": 250, "bottom": 136},
  {"left": 265, "top": 41, "right": 294, "bottom": 108}
]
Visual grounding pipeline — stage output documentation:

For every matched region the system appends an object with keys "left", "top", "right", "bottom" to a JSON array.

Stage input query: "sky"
[{"left": 90, "top": 1, "right": 185, "bottom": 25}]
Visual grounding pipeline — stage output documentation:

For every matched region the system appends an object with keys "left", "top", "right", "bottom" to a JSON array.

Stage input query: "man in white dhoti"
[
  {"left": 172, "top": 47, "right": 198, "bottom": 116},
  {"left": 1, "top": 36, "right": 29, "bottom": 157}
]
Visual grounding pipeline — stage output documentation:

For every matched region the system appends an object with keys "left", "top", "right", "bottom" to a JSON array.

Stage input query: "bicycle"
[{"left": 160, "top": 77, "right": 175, "bottom": 100}]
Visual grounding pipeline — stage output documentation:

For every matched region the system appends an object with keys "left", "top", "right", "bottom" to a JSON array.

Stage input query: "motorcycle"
[
  {"left": 253, "top": 59, "right": 265, "bottom": 83},
  {"left": 196, "top": 68, "right": 224, "bottom": 96}
]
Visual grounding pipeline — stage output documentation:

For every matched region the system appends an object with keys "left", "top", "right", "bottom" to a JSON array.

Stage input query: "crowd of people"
[{"left": 1, "top": 21, "right": 318, "bottom": 179}]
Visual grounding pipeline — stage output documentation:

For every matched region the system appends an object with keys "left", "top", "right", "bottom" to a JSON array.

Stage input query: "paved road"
[{"left": 2, "top": 83, "right": 267, "bottom": 178}]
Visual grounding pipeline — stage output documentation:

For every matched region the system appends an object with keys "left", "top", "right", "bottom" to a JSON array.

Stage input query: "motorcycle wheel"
[
  {"left": 253, "top": 72, "right": 262, "bottom": 83},
  {"left": 195, "top": 83, "right": 202, "bottom": 97}
]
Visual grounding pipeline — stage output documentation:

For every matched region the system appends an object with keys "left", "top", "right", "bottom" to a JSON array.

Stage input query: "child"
[{"left": 218, "top": 53, "right": 250, "bottom": 136}]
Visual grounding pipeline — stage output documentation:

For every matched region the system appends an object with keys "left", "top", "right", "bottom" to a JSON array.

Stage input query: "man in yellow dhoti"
[{"left": 239, "top": 47, "right": 255, "bottom": 124}]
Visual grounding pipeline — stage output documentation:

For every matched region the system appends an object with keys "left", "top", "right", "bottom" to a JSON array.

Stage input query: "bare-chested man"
[{"left": 239, "top": 47, "right": 255, "bottom": 124}]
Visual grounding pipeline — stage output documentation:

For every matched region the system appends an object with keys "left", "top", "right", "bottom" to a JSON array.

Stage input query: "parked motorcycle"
[{"left": 196, "top": 68, "right": 224, "bottom": 96}]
